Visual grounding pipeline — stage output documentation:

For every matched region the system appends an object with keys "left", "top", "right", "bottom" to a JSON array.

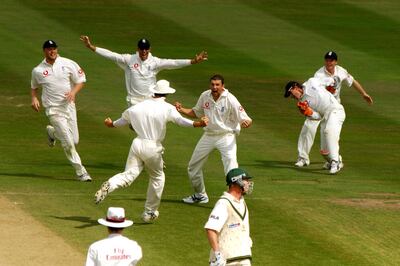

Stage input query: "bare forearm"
[
  {"left": 352, "top": 80, "right": 367, "bottom": 95},
  {"left": 71, "top": 83, "right": 84, "bottom": 95},
  {"left": 352, "top": 80, "right": 373, "bottom": 104},
  {"left": 206, "top": 229, "right": 220, "bottom": 252},
  {"left": 180, "top": 107, "right": 197, "bottom": 118}
]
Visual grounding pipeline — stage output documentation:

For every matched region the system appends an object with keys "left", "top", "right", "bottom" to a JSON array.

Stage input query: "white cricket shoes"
[
  {"left": 329, "top": 160, "right": 343, "bottom": 174},
  {"left": 46, "top": 125, "right": 56, "bottom": 147},
  {"left": 95, "top": 181, "right": 111, "bottom": 204},
  {"left": 142, "top": 210, "right": 159, "bottom": 223},
  {"left": 324, "top": 156, "right": 344, "bottom": 171},
  {"left": 182, "top": 193, "right": 209, "bottom": 204},
  {"left": 294, "top": 158, "right": 309, "bottom": 167},
  {"left": 78, "top": 173, "right": 92, "bottom": 182}
]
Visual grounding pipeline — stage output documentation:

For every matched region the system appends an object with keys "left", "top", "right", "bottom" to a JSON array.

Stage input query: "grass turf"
[{"left": 0, "top": 0, "right": 399, "bottom": 265}]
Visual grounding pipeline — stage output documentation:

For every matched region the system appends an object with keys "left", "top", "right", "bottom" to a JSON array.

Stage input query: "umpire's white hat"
[
  {"left": 98, "top": 207, "right": 133, "bottom": 228},
  {"left": 151, "top": 80, "right": 176, "bottom": 95}
]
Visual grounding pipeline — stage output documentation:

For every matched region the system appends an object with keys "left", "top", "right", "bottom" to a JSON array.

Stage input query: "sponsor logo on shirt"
[
  {"left": 203, "top": 102, "right": 210, "bottom": 109},
  {"left": 133, "top": 63, "right": 139, "bottom": 69},
  {"left": 78, "top": 69, "right": 84, "bottom": 76},
  {"left": 210, "top": 214, "right": 219, "bottom": 220},
  {"left": 239, "top": 106, "right": 244, "bottom": 112},
  {"left": 228, "top": 222, "right": 241, "bottom": 228},
  {"left": 42, "top": 70, "right": 49, "bottom": 77},
  {"left": 106, "top": 248, "right": 132, "bottom": 261}
]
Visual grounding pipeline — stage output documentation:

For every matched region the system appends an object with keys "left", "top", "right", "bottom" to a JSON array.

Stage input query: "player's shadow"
[
  {"left": 50, "top": 215, "right": 98, "bottom": 229},
  {"left": 243, "top": 160, "right": 327, "bottom": 175},
  {"left": 162, "top": 198, "right": 213, "bottom": 209},
  {"left": 0, "top": 172, "right": 74, "bottom": 181}
]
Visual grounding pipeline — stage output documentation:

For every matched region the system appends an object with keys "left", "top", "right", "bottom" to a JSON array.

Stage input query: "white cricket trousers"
[
  {"left": 297, "top": 118, "right": 320, "bottom": 164},
  {"left": 188, "top": 133, "right": 238, "bottom": 194},
  {"left": 320, "top": 108, "right": 346, "bottom": 162},
  {"left": 46, "top": 103, "right": 87, "bottom": 177},
  {"left": 107, "top": 138, "right": 165, "bottom": 212}
]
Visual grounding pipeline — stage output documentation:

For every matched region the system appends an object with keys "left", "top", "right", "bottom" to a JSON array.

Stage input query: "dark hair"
[
  {"left": 154, "top": 93, "right": 167, "bottom": 97},
  {"left": 210, "top": 74, "right": 224, "bottom": 85},
  {"left": 108, "top": 227, "right": 123, "bottom": 233}
]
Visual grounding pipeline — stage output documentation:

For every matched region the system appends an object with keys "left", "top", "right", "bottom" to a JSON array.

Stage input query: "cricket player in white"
[
  {"left": 285, "top": 77, "right": 346, "bottom": 174},
  {"left": 31, "top": 40, "right": 91, "bottom": 181},
  {"left": 205, "top": 168, "right": 253, "bottom": 266},
  {"left": 295, "top": 51, "right": 373, "bottom": 168},
  {"left": 95, "top": 80, "right": 208, "bottom": 222},
  {"left": 80, "top": 35, "right": 207, "bottom": 106},
  {"left": 86, "top": 207, "right": 142, "bottom": 266},
  {"left": 175, "top": 74, "right": 252, "bottom": 204}
]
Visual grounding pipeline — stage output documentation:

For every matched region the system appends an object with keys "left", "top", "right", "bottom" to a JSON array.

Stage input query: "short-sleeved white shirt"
[
  {"left": 121, "top": 97, "right": 192, "bottom": 142},
  {"left": 192, "top": 89, "right": 251, "bottom": 135},
  {"left": 85, "top": 234, "right": 142, "bottom": 266},
  {"left": 31, "top": 56, "right": 86, "bottom": 108},
  {"left": 204, "top": 192, "right": 247, "bottom": 232},
  {"left": 95, "top": 48, "right": 190, "bottom": 99},
  {"left": 301, "top": 77, "right": 344, "bottom": 117},
  {"left": 314, "top": 65, "right": 354, "bottom": 102}
]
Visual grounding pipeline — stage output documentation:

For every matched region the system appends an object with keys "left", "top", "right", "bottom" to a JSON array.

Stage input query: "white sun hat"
[
  {"left": 151, "top": 80, "right": 176, "bottom": 94},
  {"left": 98, "top": 207, "right": 133, "bottom": 228}
]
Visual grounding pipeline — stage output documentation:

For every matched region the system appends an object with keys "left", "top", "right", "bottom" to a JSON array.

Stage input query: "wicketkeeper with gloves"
[{"left": 205, "top": 168, "right": 254, "bottom": 266}]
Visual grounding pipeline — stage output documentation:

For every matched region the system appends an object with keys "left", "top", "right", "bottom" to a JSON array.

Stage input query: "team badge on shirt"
[{"left": 228, "top": 222, "right": 241, "bottom": 228}]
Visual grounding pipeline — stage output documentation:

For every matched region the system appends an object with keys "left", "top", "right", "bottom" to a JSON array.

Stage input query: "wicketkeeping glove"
[
  {"left": 210, "top": 251, "right": 226, "bottom": 266},
  {"left": 297, "top": 101, "right": 313, "bottom": 116}
]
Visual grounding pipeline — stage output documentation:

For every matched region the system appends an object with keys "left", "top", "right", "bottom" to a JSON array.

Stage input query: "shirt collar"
[
  {"left": 42, "top": 55, "right": 60, "bottom": 66},
  {"left": 323, "top": 66, "right": 337, "bottom": 76},
  {"left": 223, "top": 191, "right": 243, "bottom": 203},
  {"left": 207, "top": 88, "right": 229, "bottom": 98},
  {"left": 108, "top": 233, "right": 123, "bottom": 238}
]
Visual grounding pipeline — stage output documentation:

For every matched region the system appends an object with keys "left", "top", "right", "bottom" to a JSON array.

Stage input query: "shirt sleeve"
[
  {"left": 342, "top": 70, "right": 354, "bottom": 87},
  {"left": 192, "top": 94, "right": 205, "bottom": 118},
  {"left": 169, "top": 106, "right": 194, "bottom": 127},
  {"left": 229, "top": 94, "right": 251, "bottom": 123},
  {"left": 154, "top": 57, "right": 191, "bottom": 71},
  {"left": 85, "top": 246, "right": 96, "bottom": 266},
  {"left": 69, "top": 60, "right": 86, "bottom": 84},
  {"left": 113, "top": 118, "right": 129, "bottom": 127},
  {"left": 133, "top": 243, "right": 143, "bottom": 263},
  {"left": 31, "top": 68, "right": 40, "bottom": 89},
  {"left": 95, "top": 47, "right": 130, "bottom": 67},
  {"left": 204, "top": 200, "right": 229, "bottom": 233}
]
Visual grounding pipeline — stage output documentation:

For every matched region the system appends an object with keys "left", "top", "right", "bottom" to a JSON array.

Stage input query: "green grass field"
[{"left": 1, "top": 0, "right": 400, "bottom": 265}]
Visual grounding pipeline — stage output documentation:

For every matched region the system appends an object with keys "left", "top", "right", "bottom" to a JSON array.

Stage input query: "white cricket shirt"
[
  {"left": 120, "top": 97, "right": 194, "bottom": 142},
  {"left": 31, "top": 56, "right": 86, "bottom": 108},
  {"left": 85, "top": 234, "right": 142, "bottom": 266},
  {"left": 314, "top": 65, "right": 354, "bottom": 102},
  {"left": 95, "top": 48, "right": 190, "bottom": 99},
  {"left": 300, "top": 77, "right": 344, "bottom": 118},
  {"left": 192, "top": 89, "right": 251, "bottom": 135},
  {"left": 205, "top": 192, "right": 252, "bottom": 262}
]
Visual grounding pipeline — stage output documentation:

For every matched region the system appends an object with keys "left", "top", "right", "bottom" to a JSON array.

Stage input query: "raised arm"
[
  {"left": 174, "top": 102, "right": 198, "bottom": 118},
  {"left": 80, "top": 35, "right": 128, "bottom": 65}
]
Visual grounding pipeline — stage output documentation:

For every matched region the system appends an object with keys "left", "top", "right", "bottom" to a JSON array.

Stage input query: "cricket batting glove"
[{"left": 210, "top": 251, "right": 226, "bottom": 266}]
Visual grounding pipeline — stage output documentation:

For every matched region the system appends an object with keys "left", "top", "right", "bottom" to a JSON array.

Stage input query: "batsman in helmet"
[{"left": 204, "top": 168, "right": 254, "bottom": 266}]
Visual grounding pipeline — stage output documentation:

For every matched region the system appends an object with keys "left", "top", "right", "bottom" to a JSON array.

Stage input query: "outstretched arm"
[
  {"left": 352, "top": 79, "right": 373, "bottom": 105},
  {"left": 80, "top": 35, "right": 127, "bottom": 65},
  {"left": 104, "top": 117, "right": 129, "bottom": 128}
]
